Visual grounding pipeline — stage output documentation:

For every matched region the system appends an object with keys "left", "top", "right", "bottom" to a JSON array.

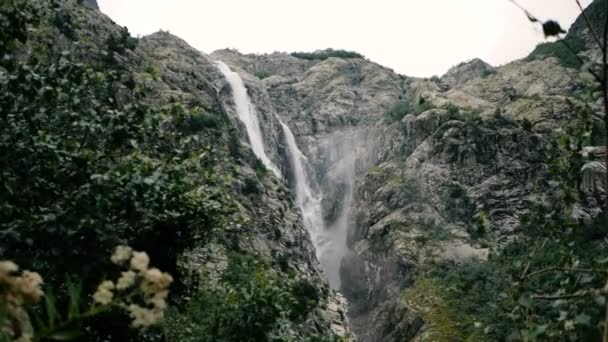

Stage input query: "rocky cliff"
[
  {"left": 209, "top": 1, "right": 607, "bottom": 340},
  {"left": 6, "top": 0, "right": 606, "bottom": 340},
  {"left": 1, "top": 1, "right": 351, "bottom": 340}
]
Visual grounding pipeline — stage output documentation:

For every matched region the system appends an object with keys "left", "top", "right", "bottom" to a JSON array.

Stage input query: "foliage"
[
  {"left": 386, "top": 98, "right": 435, "bottom": 121},
  {"left": 420, "top": 261, "right": 512, "bottom": 341},
  {"left": 422, "top": 108, "right": 607, "bottom": 341},
  {"left": 446, "top": 102, "right": 460, "bottom": 117},
  {"left": 291, "top": 49, "right": 364, "bottom": 61},
  {"left": 404, "top": 277, "right": 487, "bottom": 342},
  {"left": 163, "top": 253, "right": 323, "bottom": 341},
  {"left": 385, "top": 100, "right": 410, "bottom": 121},
  {"left": 255, "top": 70, "right": 271, "bottom": 79},
  {"left": 526, "top": 36, "right": 587, "bottom": 69},
  {"left": 0, "top": 0, "right": 237, "bottom": 339},
  {"left": 252, "top": 157, "right": 269, "bottom": 178},
  {"left": 481, "top": 69, "right": 494, "bottom": 78},
  {"left": 0, "top": 247, "right": 173, "bottom": 341},
  {"left": 171, "top": 105, "right": 223, "bottom": 133}
]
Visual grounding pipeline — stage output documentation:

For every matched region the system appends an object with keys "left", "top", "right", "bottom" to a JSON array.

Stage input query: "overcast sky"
[{"left": 98, "top": 0, "right": 591, "bottom": 77}]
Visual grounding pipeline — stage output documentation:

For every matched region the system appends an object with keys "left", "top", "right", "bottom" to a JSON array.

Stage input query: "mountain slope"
[
  {"left": 0, "top": 1, "right": 350, "bottom": 340},
  {"left": 213, "top": 1, "right": 606, "bottom": 340}
]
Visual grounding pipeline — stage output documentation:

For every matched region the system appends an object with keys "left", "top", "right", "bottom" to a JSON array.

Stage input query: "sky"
[{"left": 98, "top": 0, "right": 592, "bottom": 77}]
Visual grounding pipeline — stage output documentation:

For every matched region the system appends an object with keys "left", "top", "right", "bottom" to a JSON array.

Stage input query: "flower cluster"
[
  {"left": 0, "top": 261, "right": 44, "bottom": 341},
  {"left": 92, "top": 246, "right": 173, "bottom": 328}
]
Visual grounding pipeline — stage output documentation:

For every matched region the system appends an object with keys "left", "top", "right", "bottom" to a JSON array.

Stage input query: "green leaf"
[
  {"left": 44, "top": 288, "right": 60, "bottom": 328},
  {"left": 518, "top": 295, "right": 533, "bottom": 309},
  {"left": 574, "top": 313, "right": 591, "bottom": 326},
  {"left": 595, "top": 256, "right": 608, "bottom": 264},
  {"left": 66, "top": 280, "right": 82, "bottom": 320},
  {"left": 49, "top": 330, "right": 83, "bottom": 340}
]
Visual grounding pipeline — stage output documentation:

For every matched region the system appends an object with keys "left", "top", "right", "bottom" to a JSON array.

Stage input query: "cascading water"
[
  {"left": 215, "top": 61, "right": 281, "bottom": 178},
  {"left": 216, "top": 60, "right": 347, "bottom": 288},
  {"left": 281, "top": 122, "right": 347, "bottom": 289}
]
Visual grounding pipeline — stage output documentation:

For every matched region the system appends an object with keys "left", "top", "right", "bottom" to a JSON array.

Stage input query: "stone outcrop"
[{"left": 440, "top": 58, "right": 495, "bottom": 88}]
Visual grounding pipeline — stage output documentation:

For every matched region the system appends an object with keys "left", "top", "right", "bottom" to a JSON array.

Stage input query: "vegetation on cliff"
[{"left": 0, "top": 1, "right": 345, "bottom": 340}]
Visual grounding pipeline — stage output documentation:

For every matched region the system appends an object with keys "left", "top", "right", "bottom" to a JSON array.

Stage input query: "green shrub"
[
  {"left": 446, "top": 102, "right": 460, "bottom": 117},
  {"left": 481, "top": 69, "right": 494, "bottom": 78},
  {"left": 255, "top": 70, "right": 271, "bottom": 79},
  {"left": 164, "top": 254, "right": 323, "bottom": 341},
  {"left": 252, "top": 157, "right": 268, "bottom": 178},
  {"left": 243, "top": 177, "right": 261, "bottom": 195},
  {"left": 291, "top": 49, "right": 364, "bottom": 60},
  {"left": 414, "top": 99, "right": 435, "bottom": 115},
  {"left": 385, "top": 100, "right": 410, "bottom": 121},
  {"left": 147, "top": 64, "right": 160, "bottom": 80},
  {"left": 172, "top": 105, "right": 222, "bottom": 133},
  {"left": 526, "top": 36, "right": 586, "bottom": 68}
]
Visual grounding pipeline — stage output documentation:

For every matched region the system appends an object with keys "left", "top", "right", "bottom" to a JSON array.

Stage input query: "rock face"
[
  {"left": 64, "top": 3, "right": 352, "bottom": 339},
  {"left": 69, "top": 0, "right": 605, "bottom": 339},
  {"left": 440, "top": 58, "right": 495, "bottom": 88},
  {"left": 208, "top": 1, "right": 606, "bottom": 340}
]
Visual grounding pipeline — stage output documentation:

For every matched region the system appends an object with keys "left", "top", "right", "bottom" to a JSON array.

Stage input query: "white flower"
[
  {"left": 93, "top": 288, "right": 113, "bottom": 305},
  {"left": 116, "top": 271, "right": 137, "bottom": 290},
  {"left": 130, "top": 251, "right": 150, "bottom": 272},
  {"left": 0, "top": 261, "right": 18, "bottom": 274},
  {"left": 93, "top": 281, "right": 115, "bottom": 305},
  {"left": 150, "top": 290, "right": 168, "bottom": 310},
  {"left": 111, "top": 245, "right": 133, "bottom": 265},
  {"left": 143, "top": 268, "right": 163, "bottom": 284},
  {"left": 128, "top": 304, "right": 162, "bottom": 328},
  {"left": 18, "top": 271, "right": 44, "bottom": 302}
]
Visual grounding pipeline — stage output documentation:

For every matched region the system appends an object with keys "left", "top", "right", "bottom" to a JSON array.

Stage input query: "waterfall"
[
  {"left": 215, "top": 60, "right": 346, "bottom": 288},
  {"left": 215, "top": 61, "right": 281, "bottom": 178},
  {"left": 281, "top": 122, "right": 346, "bottom": 289}
]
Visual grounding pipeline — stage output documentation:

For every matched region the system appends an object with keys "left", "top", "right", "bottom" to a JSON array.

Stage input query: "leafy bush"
[
  {"left": 481, "top": 69, "right": 494, "bottom": 78},
  {"left": 386, "top": 98, "right": 435, "bottom": 121},
  {"left": 255, "top": 70, "right": 271, "bottom": 79},
  {"left": 172, "top": 105, "right": 222, "bottom": 133},
  {"left": 526, "top": 36, "right": 587, "bottom": 68},
  {"left": 385, "top": 100, "right": 410, "bottom": 121},
  {"left": 252, "top": 157, "right": 268, "bottom": 178},
  {"left": 0, "top": 0, "right": 237, "bottom": 339},
  {"left": 414, "top": 99, "right": 435, "bottom": 115},
  {"left": 243, "top": 177, "right": 261, "bottom": 195},
  {"left": 163, "top": 254, "right": 323, "bottom": 341},
  {"left": 291, "top": 49, "right": 364, "bottom": 61},
  {"left": 446, "top": 102, "right": 460, "bottom": 117}
]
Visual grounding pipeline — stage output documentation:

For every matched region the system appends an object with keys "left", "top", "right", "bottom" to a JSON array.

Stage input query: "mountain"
[
  {"left": 210, "top": 1, "right": 606, "bottom": 340},
  {"left": 1, "top": 0, "right": 606, "bottom": 341}
]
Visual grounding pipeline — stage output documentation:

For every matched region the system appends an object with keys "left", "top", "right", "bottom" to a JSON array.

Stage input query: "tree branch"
[
  {"left": 525, "top": 267, "right": 608, "bottom": 280},
  {"left": 532, "top": 288, "right": 598, "bottom": 300}
]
